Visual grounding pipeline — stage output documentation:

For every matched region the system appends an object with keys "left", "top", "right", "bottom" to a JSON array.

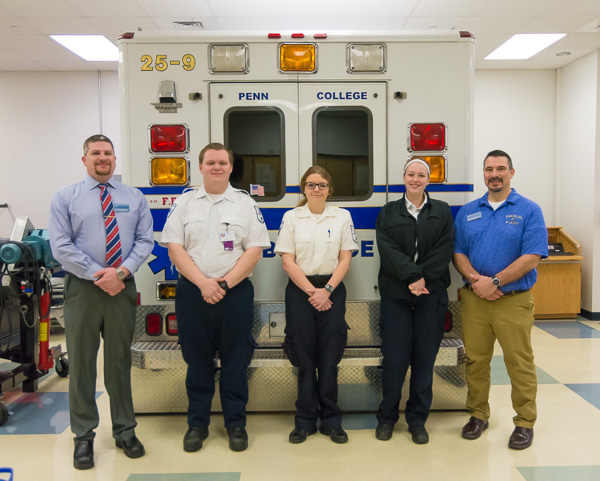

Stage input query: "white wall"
[
  {"left": 0, "top": 71, "right": 119, "bottom": 237},
  {"left": 556, "top": 51, "right": 600, "bottom": 313},
  {"left": 473, "top": 70, "right": 557, "bottom": 224}
]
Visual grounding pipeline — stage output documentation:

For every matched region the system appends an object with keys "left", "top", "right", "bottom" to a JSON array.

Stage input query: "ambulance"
[{"left": 117, "top": 30, "right": 475, "bottom": 413}]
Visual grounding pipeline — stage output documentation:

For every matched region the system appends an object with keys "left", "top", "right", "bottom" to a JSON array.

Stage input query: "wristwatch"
[
  {"left": 218, "top": 280, "right": 230, "bottom": 292},
  {"left": 324, "top": 284, "right": 334, "bottom": 293},
  {"left": 492, "top": 277, "right": 501, "bottom": 287},
  {"left": 116, "top": 267, "right": 127, "bottom": 281}
]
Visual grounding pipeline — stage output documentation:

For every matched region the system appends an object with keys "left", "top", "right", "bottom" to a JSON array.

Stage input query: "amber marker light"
[
  {"left": 150, "top": 157, "right": 188, "bottom": 185},
  {"left": 279, "top": 44, "right": 316, "bottom": 72},
  {"left": 409, "top": 156, "right": 446, "bottom": 183}
]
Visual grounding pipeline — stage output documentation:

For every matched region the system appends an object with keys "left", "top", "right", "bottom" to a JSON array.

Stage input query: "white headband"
[{"left": 404, "top": 159, "right": 430, "bottom": 175}]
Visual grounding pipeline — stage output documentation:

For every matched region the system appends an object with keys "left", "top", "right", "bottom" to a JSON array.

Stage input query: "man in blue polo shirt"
[{"left": 453, "top": 149, "right": 548, "bottom": 450}]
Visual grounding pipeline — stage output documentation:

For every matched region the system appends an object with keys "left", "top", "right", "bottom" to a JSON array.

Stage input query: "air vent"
[{"left": 173, "top": 21, "right": 204, "bottom": 31}]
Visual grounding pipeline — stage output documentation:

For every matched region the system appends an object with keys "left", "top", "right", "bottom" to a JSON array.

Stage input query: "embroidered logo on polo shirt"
[{"left": 505, "top": 214, "right": 523, "bottom": 225}]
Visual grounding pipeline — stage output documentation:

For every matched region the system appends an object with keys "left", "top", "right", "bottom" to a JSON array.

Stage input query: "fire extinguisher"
[{"left": 37, "top": 291, "right": 53, "bottom": 371}]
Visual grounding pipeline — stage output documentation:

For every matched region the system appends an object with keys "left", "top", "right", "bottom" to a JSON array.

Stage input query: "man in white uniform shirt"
[{"left": 160, "top": 143, "right": 270, "bottom": 452}]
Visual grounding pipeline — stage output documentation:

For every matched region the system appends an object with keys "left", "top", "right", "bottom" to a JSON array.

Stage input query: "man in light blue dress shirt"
[{"left": 49, "top": 134, "right": 153, "bottom": 470}]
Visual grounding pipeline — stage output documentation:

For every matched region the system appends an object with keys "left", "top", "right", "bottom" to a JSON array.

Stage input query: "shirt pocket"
[
  {"left": 183, "top": 213, "right": 206, "bottom": 244},
  {"left": 221, "top": 215, "right": 246, "bottom": 246},
  {"left": 325, "top": 229, "right": 343, "bottom": 259}
]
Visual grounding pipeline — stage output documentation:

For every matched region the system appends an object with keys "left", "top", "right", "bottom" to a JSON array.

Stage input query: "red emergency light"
[
  {"left": 409, "top": 123, "right": 446, "bottom": 151},
  {"left": 150, "top": 124, "right": 188, "bottom": 153},
  {"left": 166, "top": 313, "right": 178, "bottom": 336},
  {"left": 146, "top": 313, "right": 162, "bottom": 336}
]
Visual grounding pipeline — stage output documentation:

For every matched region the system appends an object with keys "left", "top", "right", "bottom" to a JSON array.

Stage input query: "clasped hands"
[
  {"left": 469, "top": 274, "right": 503, "bottom": 301},
  {"left": 94, "top": 267, "right": 126, "bottom": 296},
  {"left": 307, "top": 287, "right": 332, "bottom": 311},
  {"left": 409, "top": 278, "right": 429, "bottom": 296},
  {"left": 199, "top": 278, "right": 228, "bottom": 304}
]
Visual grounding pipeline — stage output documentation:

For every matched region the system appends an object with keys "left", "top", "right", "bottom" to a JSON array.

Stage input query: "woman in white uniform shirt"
[{"left": 275, "top": 166, "right": 358, "bottom": 444}]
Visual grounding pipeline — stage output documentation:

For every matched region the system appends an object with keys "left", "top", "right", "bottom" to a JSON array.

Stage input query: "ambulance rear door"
[{"left": 298, "top": 82, "right": 387, "bottom": 301}]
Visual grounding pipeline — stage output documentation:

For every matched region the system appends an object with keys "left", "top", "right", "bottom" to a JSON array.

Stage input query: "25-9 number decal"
[{"left": 141, "top": 54, "right": 196, "bottom": 71}]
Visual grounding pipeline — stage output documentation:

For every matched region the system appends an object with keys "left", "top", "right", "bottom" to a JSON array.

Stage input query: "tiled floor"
[{"left": 2, "top": 318, "right": 600, "bottom": 481}]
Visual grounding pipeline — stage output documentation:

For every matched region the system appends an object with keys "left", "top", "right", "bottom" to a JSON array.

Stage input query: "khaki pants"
[{"left": 460, "top": 287, "right": 537, "bottom": 428}]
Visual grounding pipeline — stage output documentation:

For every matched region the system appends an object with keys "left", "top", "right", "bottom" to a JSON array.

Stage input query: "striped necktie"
[{"left": 99, "top": 183, "right": 123, "bottom": 268}]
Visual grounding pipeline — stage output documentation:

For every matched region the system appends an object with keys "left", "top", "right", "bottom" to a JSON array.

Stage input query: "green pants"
[
  {"left": 64, "top": 274, "right": 137, "bottom": 442},
  {"left": 460, "top": 287, "right": 537, "bottom": 428}
]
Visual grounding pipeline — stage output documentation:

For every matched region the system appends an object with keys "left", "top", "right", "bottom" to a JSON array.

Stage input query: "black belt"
[
  {"left": 306, "top": 275, "right": 332, "bottom": 288},
  {"left": 464, "top": 284, "right": 529, "bottom": 296}
]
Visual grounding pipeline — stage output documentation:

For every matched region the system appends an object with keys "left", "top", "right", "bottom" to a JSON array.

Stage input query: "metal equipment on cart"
[{"left": 0, "top": 217, "right": 69, "bottom": 426}]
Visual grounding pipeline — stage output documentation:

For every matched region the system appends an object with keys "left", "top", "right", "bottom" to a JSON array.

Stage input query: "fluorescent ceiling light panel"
[
  {"left": 50, "top": 35, "right": 118, "bottom": 61},
  {"left": 485, "top": 34, "right": 566, "bottom": 60}
]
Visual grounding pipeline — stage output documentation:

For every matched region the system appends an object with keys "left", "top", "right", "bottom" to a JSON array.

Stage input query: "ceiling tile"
[
  {"left": 208, "top": 0, "right": 278, "bottom": 17},
  {"left": 520, "top": 16, "right": 599, "bottom": 33},
  {"left": 279, "top": 17, "right": 408, "bottom": 30},
  {"left": 22, "top": 16, "right": 100, "bottom": 35},
  {"left": 64, "top": 0, "right": 147, "bottom": 17},
  {"left": 215, "top": 17, "right": 281, "bottom": 30},
  {"left": 542, "top": 0, "right": 600, "bottom": 17},
  {"left": 0, "top": 17, "right": 44, "bottom": 35},
  {"left": 465, "top": 16, "right": 531, "bottom": 35},
  {"left": 0, "top": 60, "right": 52, "bottom": 70},
  {"left": 475, "top": 0, "right": 550, "bottom": 17},
  {"left": 87, "top": 17, "right": 161, "bottom": 36},
  {"left": 411, "top": 0, "right": 487, "bottom": 17},
  {"left": 402, "top": 17, "right": 470, "bottom": 30},
  {"left": 135, "top": 0, "right": 212, "bottom": 17},
  {"left": 0, "top": 0, "right": 80, "bottom": 18}
]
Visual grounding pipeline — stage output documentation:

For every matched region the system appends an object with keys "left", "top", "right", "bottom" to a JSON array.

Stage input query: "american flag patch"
[{"left": 250, "top": 184, "right": 265, "bottom": 196}]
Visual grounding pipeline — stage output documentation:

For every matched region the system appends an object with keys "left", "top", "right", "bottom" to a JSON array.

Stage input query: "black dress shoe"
[
  {"left": 461, "top": 416, "right": 489, "bottom": 440},
  {"left": 115, "top": 435, "right": 145, "bottom": 458},
  {"left": 408, "top": 425, "right": 429, "bottom": 444},
  {"left": 227, "top": 426, "right": 248, "bottom": 452},
  {"left": 508, "top": 426, "right": 533, "bottom": 450},
  {"left": 73, "top": 440, "right": 94, "bottom": 470},
  {"left": 289, "top": 427, "right": 317, "bottom": 444},
  {"left": 183, "top": 427, "right": 209, "bottom": 452},
  {"left": 319, "top": 426, "right": 348, "bottom": 444},
  {"left": 375, "top": 423, "right": 394, "bottom": 441}
]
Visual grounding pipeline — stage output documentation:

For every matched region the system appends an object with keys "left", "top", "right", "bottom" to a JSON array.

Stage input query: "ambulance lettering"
[
  {"left": 317, "top": 91, "right": 368, "bottom": 100},
  {"left": 239, "top": 92, "right": 269, "bottom": 100}
]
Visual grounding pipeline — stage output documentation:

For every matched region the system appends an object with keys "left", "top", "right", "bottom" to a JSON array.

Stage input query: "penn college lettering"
[
  {"left": 317, "top": 91, "right": 368, "bottom": 100},
  {"left": 239, "top": 92, "right": 269, "bottom": 100}
]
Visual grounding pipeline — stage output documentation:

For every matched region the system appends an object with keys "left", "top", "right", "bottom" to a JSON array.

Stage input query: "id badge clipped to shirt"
[{"left": 220, "top": 230, "right": 235, "bottom": 251}]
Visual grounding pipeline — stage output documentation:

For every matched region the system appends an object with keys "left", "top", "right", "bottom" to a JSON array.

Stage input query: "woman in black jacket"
[{"left": 374, "top": 159, "right": 454, "bottom": 444}]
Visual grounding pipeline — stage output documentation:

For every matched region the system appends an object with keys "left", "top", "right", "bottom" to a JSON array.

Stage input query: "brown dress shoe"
[
  {"left": 508, "top": 426, "right": 533, "bottom": 450},
  {"left": 461, "top": 416, "right": 489, "bottom": 440}
]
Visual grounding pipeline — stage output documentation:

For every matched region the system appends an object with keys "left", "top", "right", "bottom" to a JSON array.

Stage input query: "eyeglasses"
[{"left": 305, "top": 182, "right": 329, "bottom": 191}]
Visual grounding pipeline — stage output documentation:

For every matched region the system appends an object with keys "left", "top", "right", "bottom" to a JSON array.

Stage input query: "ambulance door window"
[
  {"left": 313, "top": 108, "right": 372, "bottom": 200},
  {"left": 225, "top": 107, "right": 285, "bottom": 201}
]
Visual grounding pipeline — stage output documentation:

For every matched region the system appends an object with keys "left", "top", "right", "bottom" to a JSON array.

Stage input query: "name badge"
[
  {"left": 220, "top": 231, "right": 235, "bottom": 251},
  {"left": 114, "top": 203, "right": 130, "bottom": 213},
  {"left": 220, "top": 231, "right": 235, "bottom": 242},
  {"left": 467, "top": 212, "right": 482, "bottom": 222}
]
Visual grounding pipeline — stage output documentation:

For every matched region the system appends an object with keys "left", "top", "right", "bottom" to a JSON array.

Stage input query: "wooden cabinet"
[{"left": 532, "top": 227, "right": 583, "bottom": 319}]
